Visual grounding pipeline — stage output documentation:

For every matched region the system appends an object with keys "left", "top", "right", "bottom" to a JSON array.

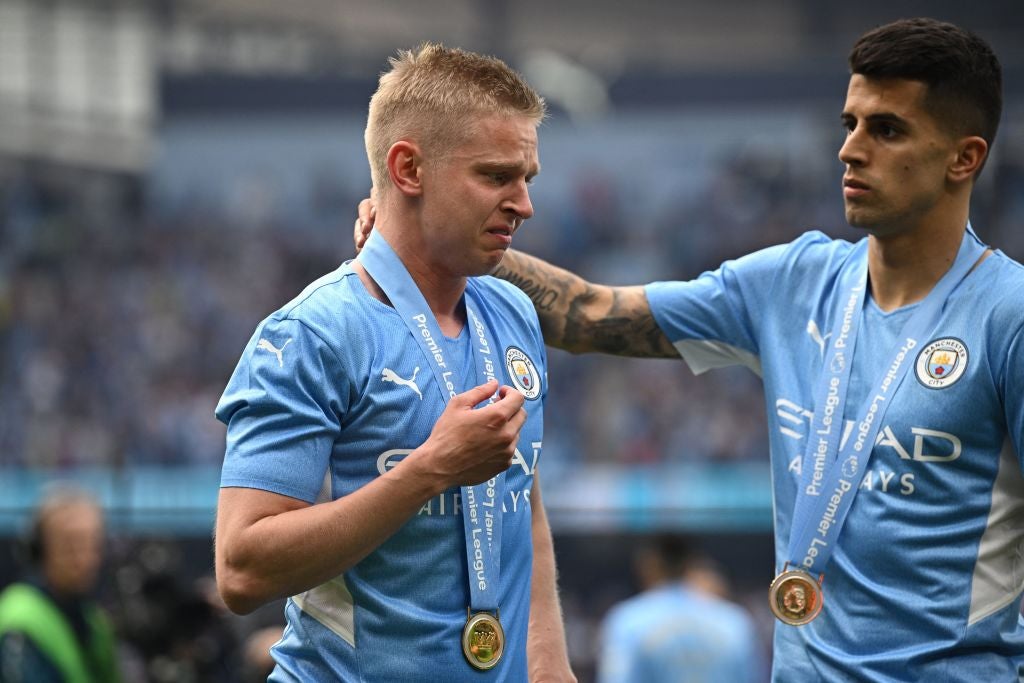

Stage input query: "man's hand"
[
  {"left": 216, "top": 378, "right": 526, "bottom": 613},
  {"left": 354, "top": 197, "right": 376, "bottom": 253},
  {"left": 409, "top": 378, "right": 526, "bottom": 488}
]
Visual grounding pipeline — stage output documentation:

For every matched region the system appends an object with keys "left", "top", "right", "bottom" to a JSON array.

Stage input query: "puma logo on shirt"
[{"left": 382, "top": 367, "right": 422, "bottom": 400}]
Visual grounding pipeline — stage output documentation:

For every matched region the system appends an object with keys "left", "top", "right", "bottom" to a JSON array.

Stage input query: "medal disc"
[
  {"left": 769, "top": 569, "right": 823, "bottom": 625},
  {"left": 462, "top": 612, "right": 505, "bottom": 670}
]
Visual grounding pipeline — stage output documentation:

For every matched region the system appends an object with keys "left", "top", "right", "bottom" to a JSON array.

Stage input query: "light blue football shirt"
[
  {"left": 646, "top": 230, "right": 1024, "bottom": 682},
  {"left": 598, "top": 584, "right": 764, "bottom": 683},
  {"left": 216, "top": 262, "right": 547, "bottom": 682}
]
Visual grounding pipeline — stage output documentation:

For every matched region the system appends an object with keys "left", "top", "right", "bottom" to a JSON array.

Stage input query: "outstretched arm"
[{"left": 493, "top": 250, "right": 677, "bottom": 358}]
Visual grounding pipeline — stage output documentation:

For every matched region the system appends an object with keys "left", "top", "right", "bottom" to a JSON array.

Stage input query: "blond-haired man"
[{"left": 216, "top": 43, "right": 574, "bottom": 681}]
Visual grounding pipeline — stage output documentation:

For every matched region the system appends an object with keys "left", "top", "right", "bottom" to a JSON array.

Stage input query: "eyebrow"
[
  {"left": 840, "top": 111, "right": 909, "bottom": 127},
  {"left": 475, "top": 160, "right": 542, "bottom": 178}
]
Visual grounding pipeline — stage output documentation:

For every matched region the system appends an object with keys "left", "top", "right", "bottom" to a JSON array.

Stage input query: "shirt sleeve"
[
  {"left": 215, "top": 316, "right": 348, "bottom": 503},
  {"left": 645, "top": 242, "right": 790, "bottom": 376}
]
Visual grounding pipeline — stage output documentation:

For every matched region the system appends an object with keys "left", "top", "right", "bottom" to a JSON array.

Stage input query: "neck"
[
  {"left": 399, "top": 250, "right": 468, "bottom": 336},
  {"left": 361, "top": 211, "right": 467, "bottom": 336},
  {"left": 865, "top": 205, "right": 971, "bottom": 312}
]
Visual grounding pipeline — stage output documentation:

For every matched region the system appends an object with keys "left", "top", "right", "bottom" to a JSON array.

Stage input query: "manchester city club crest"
[
  {"left": 504, "top": 346, "right": 541, "bottom": 400},
  {"left": 915, "top": 338, "right": 968, "bottom": 389}
]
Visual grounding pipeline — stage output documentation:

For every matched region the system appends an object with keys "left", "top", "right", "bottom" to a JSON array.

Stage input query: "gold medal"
[
  {"left": 769, "top": 568, "right": 823, "bottom": 625},
  {"left": 462, "top": 610, "right": 504, "bottom": 670}
]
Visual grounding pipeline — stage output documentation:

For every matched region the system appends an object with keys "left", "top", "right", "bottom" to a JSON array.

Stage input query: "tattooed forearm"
[
  {"left": 495, "top": 250, "right": 676, "bottom": 358},
  {"left": 494, "top": 250, "right": 586, "bottom": 347},
  {"left": 564, "top": 287, "right": 677, "bottom": 358}
]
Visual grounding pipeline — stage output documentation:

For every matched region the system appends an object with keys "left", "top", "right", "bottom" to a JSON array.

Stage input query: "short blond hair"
[{"left": 365, "top": 42, "right": 546, "bottom": 192}]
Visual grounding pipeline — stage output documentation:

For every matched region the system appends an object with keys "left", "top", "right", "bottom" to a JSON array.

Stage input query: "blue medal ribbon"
[
  {"left": 358, "top": 230, "right": 505, "bottom": 612},
  {"left": 786, "top": 227, "right": 987, "bottom": 577}
]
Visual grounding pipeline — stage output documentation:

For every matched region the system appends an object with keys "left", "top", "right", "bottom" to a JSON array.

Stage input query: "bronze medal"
[
  {"left": 462, "top": 611, "right": 505, "bottom": 670},
  {"left": 769, "top": 568, "right": 823, "bottom": 625}
]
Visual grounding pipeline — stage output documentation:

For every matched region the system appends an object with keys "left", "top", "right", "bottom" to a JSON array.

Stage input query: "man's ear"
[
  {"left": 387, "top": 140, "right": 424, "bottom": 196},
  {"left": 949, "top": 135, "right": 988, "bottom": 183}
]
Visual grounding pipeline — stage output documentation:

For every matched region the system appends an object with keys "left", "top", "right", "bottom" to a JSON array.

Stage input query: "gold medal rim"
[
  {"left": 768, "top": 569, "right": 823, "bottom": 626},
  {"left": 462, "top": 612, "right": 505, "bottom": 670}
]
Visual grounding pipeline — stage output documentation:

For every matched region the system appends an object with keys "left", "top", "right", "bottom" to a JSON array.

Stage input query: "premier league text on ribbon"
[
  {"left": 852, "top": 338, "right": 917, "bottom": 455},
  {"left": 806, "top": 376, "right": 842, "bottom": 497},
  {"left": 412, "top": 311, "right": 497, "bottom": 398},
  {"left": 412, "top": 313, "right": 456, "bottom": 397},
  {"left": 466, "top": 476, "right": 499, "bottom": 590},
  {"left": 471, "top": 311, "right": 497, "bottom": 384},
  {"left": 805, "top": 285, "right": 861, "bottom": 498},
  {"left": 800, "top": 336, "right": 917, "bottom": 568}
]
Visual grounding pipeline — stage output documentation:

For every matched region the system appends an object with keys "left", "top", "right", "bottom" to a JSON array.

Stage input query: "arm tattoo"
[
  {"left": 491, "top": 265, "right": 561, "bottom": 313},
  {"left": 563, "top": 286, "right": 676, "bottom": 358},
  {"left": 494, "top": 251, "right": 677, "bottom": 358}
]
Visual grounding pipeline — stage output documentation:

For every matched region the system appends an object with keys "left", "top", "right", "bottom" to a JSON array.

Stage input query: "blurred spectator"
[
  {"left": 597, "top": 534, "right": 764, "bottom": 683},
  {"left": 0, "top": 486, "right": 120, "bottom": 683}
]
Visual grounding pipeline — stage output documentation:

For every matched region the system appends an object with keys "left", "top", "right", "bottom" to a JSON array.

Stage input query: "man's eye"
[{"left": 878, "top": 124, "right": 899, "bottom": 139}]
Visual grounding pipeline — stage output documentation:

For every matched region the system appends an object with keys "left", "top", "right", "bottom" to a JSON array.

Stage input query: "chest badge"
[
  {"left": 504, "top": 346, "right": 541, "bottom": 400},
  {"left": 915, "top": 338, "right": 968, "bottom": 389}
]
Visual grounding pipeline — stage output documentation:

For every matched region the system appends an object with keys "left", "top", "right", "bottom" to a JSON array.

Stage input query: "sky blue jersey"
[
  {"left": 216, "top": 262, "right": 547, "bottom": 682},
  {"left": 598, "top": 584, "right": 764, "bottom": 683},
  {"left": 646, "top": 230, "right": 1024, "bottom": 682}
]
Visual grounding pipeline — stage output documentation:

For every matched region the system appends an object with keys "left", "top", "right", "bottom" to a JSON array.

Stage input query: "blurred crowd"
[{"left": 3, "top": 114, "right": 1024, "bottom": 473}]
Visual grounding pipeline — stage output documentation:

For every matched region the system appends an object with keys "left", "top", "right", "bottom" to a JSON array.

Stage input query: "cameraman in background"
[{"left": 0, "top": 487, "right": 119, "bottom": 683}]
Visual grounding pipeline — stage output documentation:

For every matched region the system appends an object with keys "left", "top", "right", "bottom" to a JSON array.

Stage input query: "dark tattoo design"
[
  {"left": 564, "top": 287, "right": 676, "bottom": 358},
  {"left": 495, "top": 252, "right": 676, "bottom": 359},
  {"left": 492, "top": 265, "right": 560, "bottom": 312}
]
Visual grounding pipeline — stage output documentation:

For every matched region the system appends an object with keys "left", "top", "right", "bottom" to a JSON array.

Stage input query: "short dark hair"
[{"left": 849, "top": 18, "right": 1002, "bottom": 147}]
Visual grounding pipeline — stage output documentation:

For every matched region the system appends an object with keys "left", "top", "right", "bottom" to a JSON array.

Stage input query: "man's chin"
[
  {"left": 845, "top": 209, "right": 876, "bottom": 232},
  {"left": 479, "top": 251, "right": 508, "bottom": 276}
]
